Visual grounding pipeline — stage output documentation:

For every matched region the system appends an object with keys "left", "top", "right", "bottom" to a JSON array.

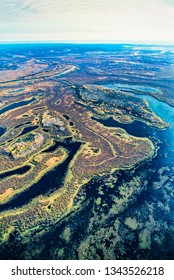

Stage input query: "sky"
[{"left": 0, "top": 0, "right": 174, "bottom": 44}]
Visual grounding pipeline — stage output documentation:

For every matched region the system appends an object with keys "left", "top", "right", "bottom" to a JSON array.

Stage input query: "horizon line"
[{"left": 0, "top": 40, "right": 174, "bottom": 46}]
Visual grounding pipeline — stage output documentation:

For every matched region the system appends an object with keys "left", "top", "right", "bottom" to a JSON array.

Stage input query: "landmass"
[{"left": 0, "top": 44, "right": 174, "bottom": 259}]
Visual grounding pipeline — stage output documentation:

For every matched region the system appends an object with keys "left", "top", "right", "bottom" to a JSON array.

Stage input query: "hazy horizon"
[{"left": 0, "top": 41, "right": 174, "bottom": 46}]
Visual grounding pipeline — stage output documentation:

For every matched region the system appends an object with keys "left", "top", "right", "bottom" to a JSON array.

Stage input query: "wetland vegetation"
[{"left": 0, "top": 43, "right": 174, "bottom": 259}]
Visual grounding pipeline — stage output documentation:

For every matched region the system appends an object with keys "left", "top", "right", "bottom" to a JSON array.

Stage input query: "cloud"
[
  {"left": 0, "top": 0, "right": 174, "bottom": 43},
  {"left": 161, "top": 0, "right": 174, "bottom": 6},
  {"left": 0, "top": 0, "right": 38, "bottom": 20}
]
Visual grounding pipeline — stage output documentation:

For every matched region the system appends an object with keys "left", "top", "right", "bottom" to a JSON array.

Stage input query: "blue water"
[
  {"left": 102, "top": 84, "right": 174, "bottom": 164},
  {"left": 104, "top": 83, "right": 174, "bottom": 125},
  {"left": 105, "top": 83, "right": 160, "bottom": 94},
  {"left": 141, "top": 94, "right": 174, "bottom": 125}
]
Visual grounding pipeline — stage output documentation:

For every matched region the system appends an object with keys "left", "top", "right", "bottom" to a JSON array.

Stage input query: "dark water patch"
[
  {"left": 63, "top": 114, "right": 70, "bottom": 120},
  {"left": 18, "top": 126, "right": 39, "bottom": 137},
  {"left": 92, "top": 116, "right": 153, "bottom": 138},
  {"left": 56, "top": 99, "right": 61, "bottom": 105},
  {"left": 42, "top": 141, "right": 60, "bottom": 153},
  {"left": 0, "top": 141, "right": 81, "bottom": 212},
  {"left": 14, "top": 122, "right": 31, "bottom": 129},
  {"left": 0, "top": 165, "right": 31, "bottom": 180},
  {"left": 0, "top": 126, "right": 6, "bottom": 137},
  {"left": 69, "top": 121, "right": 74, "bottom": 127},
  {"left": 43, "top": 129, "right": 49, "bottom": 133},
  {"left": 0, "top": 97, "right": 36, "bottom": 115}
]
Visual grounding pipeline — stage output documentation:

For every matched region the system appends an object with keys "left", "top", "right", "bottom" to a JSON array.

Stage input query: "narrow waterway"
[
  {"left": 0, "top": 140, "right": 81, "bottom": 212},
  {"left": 0, "top": 97, "right": 36, "bottom": 115}
]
